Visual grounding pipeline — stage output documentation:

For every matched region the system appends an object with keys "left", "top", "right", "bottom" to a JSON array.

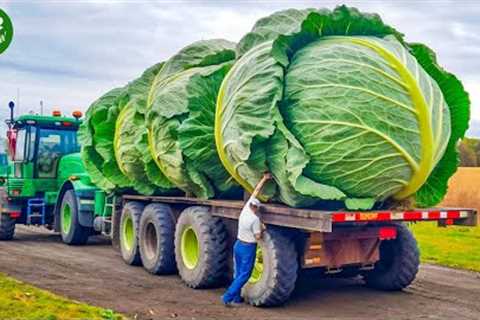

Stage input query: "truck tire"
[
  {"left": 364, "top": 224, "right": 419, "bottom": 291},
  {"left": 175, "top": 206, "right": 228, "bottom": 288},
  {"left": 60, "top": 190, "right": 90, "bottom": 245},
  {"left": 120, "top": 201, "right": 144, "bottom": 266},
  {"left": 0, "top": 214, "right": 15, "bottom": 240},
  {"left": 242, "top": 228, "right": 298, "bottom": 307},
  {"left": 139, "top": 203, "right": 176, "bottom": 274}
]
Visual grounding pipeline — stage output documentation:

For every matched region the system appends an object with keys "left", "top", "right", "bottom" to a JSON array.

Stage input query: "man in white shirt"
[{"left": 222, "top": 172, "right": 272, "bottom": 306}]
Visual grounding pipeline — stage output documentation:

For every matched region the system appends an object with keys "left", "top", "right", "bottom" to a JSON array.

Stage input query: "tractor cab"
[{"left": 8, "top": 113, "right": 81, "bottom": 185}]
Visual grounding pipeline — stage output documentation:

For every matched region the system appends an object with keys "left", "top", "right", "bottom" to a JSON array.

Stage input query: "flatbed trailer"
[{"left": 96, "top": 193, "right": 477, "bottom": 306}]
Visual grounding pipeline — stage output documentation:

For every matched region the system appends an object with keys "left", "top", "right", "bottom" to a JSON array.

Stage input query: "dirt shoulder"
[{"left": 1, "top": 226, "right": 479, "bottom": 320}]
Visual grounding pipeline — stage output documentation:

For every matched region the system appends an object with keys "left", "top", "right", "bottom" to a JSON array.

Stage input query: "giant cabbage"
[
  {"left": 80, "top": 63, "right": 176, "bottom": 194},
  {"left": 78, "top": 87, "right": 124, "bottom": 191},
  {"left": 146, "top": 39, "right": 241, "bottom": 198},
  {"left": 215, "top": 6, "right": 470, "bottom": 209}
]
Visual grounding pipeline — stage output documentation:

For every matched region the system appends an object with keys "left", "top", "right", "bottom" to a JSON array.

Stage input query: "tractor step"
[{"left": 26, "top": 198, "right": 46, "bottom": 225}]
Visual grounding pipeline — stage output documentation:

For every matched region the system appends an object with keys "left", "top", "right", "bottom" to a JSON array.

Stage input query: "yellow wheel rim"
[
  {"left": 248, "top": 246, "right": 263, "bottom": 283},
  {"left": 181, "top": 226, "right": 200, "bottom": 269}
]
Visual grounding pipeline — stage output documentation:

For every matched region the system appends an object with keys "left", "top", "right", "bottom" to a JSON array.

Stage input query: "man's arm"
[
  {"left": 250, "top": 172, "right": 272, "bottom": 199},
  {"left": 253, "top": 219, "right": 263, "bottom": 241}
]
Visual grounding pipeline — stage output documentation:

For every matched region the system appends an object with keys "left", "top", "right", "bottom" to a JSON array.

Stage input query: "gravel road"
[{"left": 0, "top": 226, "right": 479, "bottom": 320}]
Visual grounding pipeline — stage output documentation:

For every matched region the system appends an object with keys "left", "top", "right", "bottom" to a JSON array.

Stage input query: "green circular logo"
[{"left": 0, "top": 9, "right": 13, "bottom": 54}]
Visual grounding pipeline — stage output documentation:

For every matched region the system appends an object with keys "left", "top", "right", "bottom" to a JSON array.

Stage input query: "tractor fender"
[{"left": 54, "top": 180, "right": 97, "bottom": 231}]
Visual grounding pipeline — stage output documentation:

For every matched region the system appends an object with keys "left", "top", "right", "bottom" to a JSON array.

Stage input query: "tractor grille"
[{"left": 9, "top": 180, "right": 24, "bottom": 189}]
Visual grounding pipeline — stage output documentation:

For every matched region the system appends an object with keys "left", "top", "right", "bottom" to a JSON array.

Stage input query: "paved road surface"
[{"left": 0, "top": 226, "right": 479, "bottom": 320}]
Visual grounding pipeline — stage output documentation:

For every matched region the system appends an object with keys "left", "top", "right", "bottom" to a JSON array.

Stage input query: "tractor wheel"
[
  {"left": 242, "top": 228, "right": 298, "bottom": 307},
  {"left": 139, "top": 203, "right": 176, "bottom": 274},
  {"left": 364, "top": 224, "right": 420, "bottom": 291},
  {"left": 60, "top": 190, "right": 90, "bottom": 245},
  {"left": 175, "top": 206, "right": 229, "bottom": 288},
  {"left": 0, "top": 214, "right": 15, "bottom": 240},
  {"left": 119, "top": 201, "right": 144, "bottom": 266}
]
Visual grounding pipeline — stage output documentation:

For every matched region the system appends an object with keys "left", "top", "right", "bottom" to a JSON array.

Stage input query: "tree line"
[{"left": 459, "top": 138, "right": 480, "bottom": 167}]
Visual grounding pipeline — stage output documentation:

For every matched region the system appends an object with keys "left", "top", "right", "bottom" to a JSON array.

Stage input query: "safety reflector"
[
  {"left": 9, "top": 211, "right": 21, "bottom": 219},
  {"left": 379, "top": 227, "right": 397, "bottom": 240}
]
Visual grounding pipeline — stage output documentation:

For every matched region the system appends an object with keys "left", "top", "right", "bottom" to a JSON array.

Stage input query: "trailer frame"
[{"left": 121, "top": 194, "right": 478, "bottom": 233}]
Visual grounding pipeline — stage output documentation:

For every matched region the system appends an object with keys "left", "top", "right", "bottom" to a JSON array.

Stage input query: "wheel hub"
[
  {"left": 122, "top": 215, "right": 135, "bottom": 252},
  {"left": 61, "top": 203, "right": 72, "bottom": 235},
  {"left": 181, "top": 226, "right": 199, "bottom": 269}
]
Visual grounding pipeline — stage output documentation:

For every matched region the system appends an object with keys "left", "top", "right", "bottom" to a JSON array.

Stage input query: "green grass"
[
  {"left": 410, "top": 222, "right": 480, "bottom": 272},
  {"left": 0, "top": 273, "right": 123, "bottom": 320}
]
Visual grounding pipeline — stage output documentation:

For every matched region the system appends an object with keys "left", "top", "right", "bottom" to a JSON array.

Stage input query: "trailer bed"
[{"left": 122, "top": 195, "right": 478, "bottom": 232}]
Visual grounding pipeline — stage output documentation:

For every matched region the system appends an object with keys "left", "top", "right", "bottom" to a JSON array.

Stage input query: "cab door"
[{"left": 12, "top": 126, "right": 36, "bottom": 179}]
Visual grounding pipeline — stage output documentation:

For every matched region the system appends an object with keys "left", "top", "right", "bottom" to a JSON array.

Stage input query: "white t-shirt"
[{"left": 237, "top": 197, "right": 262, "bottom": 243}]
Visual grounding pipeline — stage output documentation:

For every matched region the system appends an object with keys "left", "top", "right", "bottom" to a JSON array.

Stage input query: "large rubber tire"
[
  {"left": 60, "top": 190, "right": 90, "bottom": 245},
  {"left": 0, "top": 214, "right": 15, "bottom": 240},
  {"left": 364, "top": 224, "right": 420, "bottom": 291},
  {"left": 139, "top": 203, "right": 176, "bottom": 274},
  {"left": 119, "top": 201, "right": 144, "bottom": 266},
  {"left": 242, "top": 228, "right": 298, "bottom": 307},
  {"left": 174, "top": 206, "right": 228, "bottom": 288}
]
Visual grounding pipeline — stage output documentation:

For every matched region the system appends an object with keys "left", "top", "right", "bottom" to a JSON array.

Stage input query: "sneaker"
[{"left": 224, "top": 301, "right": 243, "bottom": 308}]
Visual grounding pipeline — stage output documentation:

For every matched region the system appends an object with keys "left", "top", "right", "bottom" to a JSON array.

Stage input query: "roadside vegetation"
[
  {"left": 0, "top": 273, "right": 122, "bottom": 320},
  {"left": 411, "top": 222, "right": 480, "bottom": 272}
]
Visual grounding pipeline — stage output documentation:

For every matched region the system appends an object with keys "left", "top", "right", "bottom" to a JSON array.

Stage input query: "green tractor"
[{"left": 0, "top": 101, "right": 98, "bottom": 244}]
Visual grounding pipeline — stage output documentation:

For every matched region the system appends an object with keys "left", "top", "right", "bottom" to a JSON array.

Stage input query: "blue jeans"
[{"left": 222, "top": 240, "right": 257, "bottom": 304}]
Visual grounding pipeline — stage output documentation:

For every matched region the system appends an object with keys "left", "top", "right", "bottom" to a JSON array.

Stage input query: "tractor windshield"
[{"left": 37, "top": 128, "right": 79, "bottom": 178}]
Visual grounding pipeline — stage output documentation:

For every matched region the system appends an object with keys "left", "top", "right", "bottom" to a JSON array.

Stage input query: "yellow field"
[
  {"left": 409, "top": 167, "right": 480, "bottom": 272},
  {"left": 440, "top": 167, "right": 480, "bottom": 222}
]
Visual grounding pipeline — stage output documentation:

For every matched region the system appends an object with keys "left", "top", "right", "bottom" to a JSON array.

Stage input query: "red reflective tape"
[
  {"left": 428, "top": 211, "right": 440, "bottom": 220},
  {"left": 332, "top": 213, "right": 346, "bottom": 222},
  {"left": 447, "top": 211, "right": 460, "bottom": 219},
  {"left": 403, "top": 211, "right": 422, "bottom": 221},
  {"left": 332, "top": 210, "right": 459, "bottom": 223},
  {"left": 377, "top": 212, "right": 392, "bottom": 221},
  {"left": 446, "top": 218, "right": 454, "bottom": 225}
]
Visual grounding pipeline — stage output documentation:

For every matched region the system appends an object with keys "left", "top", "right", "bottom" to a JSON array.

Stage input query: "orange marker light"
[
  {"left": 72, "top": 110, "right": 83, "bottom": 119},
  {"left": 52, "top": 110, "right": 62, "bottom": 117}
]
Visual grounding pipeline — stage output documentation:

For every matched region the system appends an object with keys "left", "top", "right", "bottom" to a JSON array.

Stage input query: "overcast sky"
[{"left": 0, "top": 0, "right": 479, "bottom": 136}]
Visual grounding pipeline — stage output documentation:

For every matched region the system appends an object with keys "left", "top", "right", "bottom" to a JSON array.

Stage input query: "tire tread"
[
  {"left": 364, "top": 224, "right": 419, "bottom": 291},
  {"left": 0, "top": 214, "right": 15, "bottom": 240},
  {"left": 120, "top": 201, "right": 144, "bottom": 266},
  {"left": 139, "top": 203, "right": 176, "bottom": 274},
  {"left": 175, "top": 206, "right": 229, "bottom": 289}
]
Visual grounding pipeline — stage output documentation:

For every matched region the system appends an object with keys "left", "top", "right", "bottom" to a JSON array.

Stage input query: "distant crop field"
[{"left": 440, "top": 167, "right": 480, "bottom": 222}]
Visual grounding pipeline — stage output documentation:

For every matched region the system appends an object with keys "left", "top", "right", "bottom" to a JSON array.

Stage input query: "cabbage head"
[
  {"left": 215, "top": 6, "right": 470, "bottom": 209},
  {"left": 146, "top": 39, "right": 241, "bottom": 198},
  {"left": 80, "top": 63, "right": 176, "bottom": 194},
  {"left": 79, "top": 87, "right": 124, "bottom": 191}
]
